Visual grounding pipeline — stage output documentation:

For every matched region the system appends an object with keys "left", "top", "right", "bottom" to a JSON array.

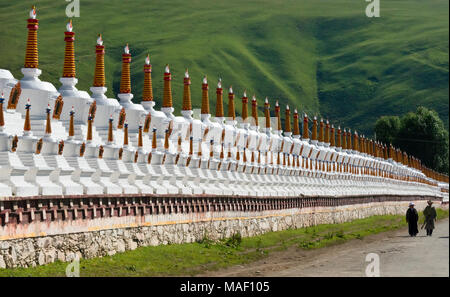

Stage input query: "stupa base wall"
[{"left": 0, "top": 194, "right": 444, "bottom": 269}]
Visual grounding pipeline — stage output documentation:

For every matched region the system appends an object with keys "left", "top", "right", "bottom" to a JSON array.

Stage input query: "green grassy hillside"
[{"left": 0, "top": 0, "right": 448, "bottom": 134}]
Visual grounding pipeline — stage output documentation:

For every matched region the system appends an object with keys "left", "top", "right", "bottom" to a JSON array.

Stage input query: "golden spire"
[
  {"left": 0, "top": 93, "right": 5, "bottom": 128},
  {"left": 124, "top": 121, "right": 130, "bottom": 146},
  {"left": 284, "top": 105, "right": 291, "bottom": 133},
  {"left": 241, "top": 90, "right": 248, "bottom": 121},
  {"left": 45, "top": 104, "right": 52, "bottom": 134},
  {"left": 164, "top": 129, "right": 170, "bottom": 151},
  {"left": 311, "top": 117, "right": 318, "bottom": 141},
  {"left": 68, "top": 106, "right": 75, "bottom": 138},
  {"left": 182, "top": 69, "right": 192, "bottom": 111},
  {"left": 24, "top": 99, "right": 31, "bottom": 132},
  {"left": 107, "top": 115, "right": 114, "bottom": 143},
  {"left": 352, "top": 131, "right": 358, "bottom": 151},
  {"left": 360, "top": 135, "right": 365, "bottom": 154},
  {"left": 330, "top": 125, "right": 335, "bottom": 147},
  {"left": 325, "top": 120, "right": 330, "bottom": 144},
  {"left": 162, "top": 65, "right": 173, "bottom": 108},
  {"left": 318, "top": 119, "right": 324, "bottom": 142},
  {"left": 120, "top": 44, "right": 132, "bottom": 93},
  {"left": 215, "top": 79, "right": 224, "bottom": 118},
  {"left": 24, "top": 6, "right": 39, "bottom": 68},
  {"left": 346, "top": 129, "right": 352, "bottom": 150},
  {"left": 388, "top": 144, "right": 393, "bottom": 160},
  {"left": 228, "top": 86, "right": 235, "bottom": 120},
  {"left": 363, "top": 137, "right": 368, "bottom": 154},
  {"left": 303, "top": 114, "right": 309, "bottom": 139},
  {"left": 152, "top": 128, "right": 157, "bottom": 150},
  {"left": 143, "top": 54, "right": 153, "bottom": 101},
  {"left": 264, "top": 98, "right": 271, "bottom": 130},
  {"left": 342, "top": 129, "right": 347, "bottom": 149},
  {"left": 274, "top": 101, "right": 281, "bottom": 131},
  {"left": 293, "top": 109, "right": 300, "bottom": 136},
  {"left": 336, "top": 127, "right": 341, "bottom": 148},
  {"left": 93, "top": 34, "right": 105, "bottom": 87},
  {"left": 62, "top": 20, "right": 76, "bottom": 77},
  {"left": 251, "top": 95, "right": 258, "bottom": 126},
  {"left": 201, "top": 76, "right": 209, "bottom": 114},
  {"left": 87, "top": 113, "right": 93, "bottom": 142}
]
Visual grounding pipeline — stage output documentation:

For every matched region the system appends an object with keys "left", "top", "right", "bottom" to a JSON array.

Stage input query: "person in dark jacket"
[
  {"left": 406, "top": 202, "right": 419, "bottom": 237},
  {"left": 423, "top": 200, "right": 437, "bottom": 236}
]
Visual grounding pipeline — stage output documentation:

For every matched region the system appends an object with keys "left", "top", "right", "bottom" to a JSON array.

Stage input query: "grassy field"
[
  {"left": 0, "top": 208, "right": 447, "bottom": 277},
  {"left": 0, "top": 0, "right": 448, "bottom": 134}
]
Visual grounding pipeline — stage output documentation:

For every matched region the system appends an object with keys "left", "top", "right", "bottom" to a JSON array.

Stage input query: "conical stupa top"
[
  {"left": 24, "top": 99, "right": 31, "bottom": 132},
  {"left": 274, "top": 101, "right": 281, "bottom": 131},
  {"left": 325, "top": 120, "right": 330, "bottom": 144},
  {"left": 264, "top": 97, "right": 271, "bottom": 129},
  {"left": 62, "top": 20, "right": 76, "bottom": 78},
  {"left": 346, "top": 129, "right": 352, "bottom": 150},
  {"left": 69, "top": 106, "right": 75, "bottom": 137},
  {"left": 152, "top": 128, "right": 157, "bottom": 150},
  {"left": 311, "top": 117, "right": 318, "bottom": 141},
  {"left": 251, "top": 95, "right": 258, "bottom": 126},
  {"left": 352, "top": 130, "right": 359, "bottom": 151},
  {"left": 24, "top": 6, "right": 39, "bottom": 68},
  {"left": 318, "top": 119, "right": 324, "bottom": 142},
  {"left": 93, "top": 34, "right": 106, "bottom": 87},
  {"left": 45, "top": 103, "right": 52, "bottom": 135},
  {"left": 201, "top": 76, "right": 209, "bottom": 115},
  {"left": 182, "top": 69, "right": 192, "bottom": 111},
  {"left": 164, "top": 129, "right": 170, "bottom": 151},
  {"left": 238, "top": 91, "right": 248, "bottom": 122},
  {"left": 337, "top": 126, "right": 342, "bottom": 148},
  {"left": 227, "top": 86, "right": 235, "bottom": 120},
  {"left": 240, "top": 91, "right": 249, "bottom": 122},
  {"left": 162, "top": 65, "right": 173, "bottom": 108},
  {"left": 360, "top": 135, "right": 365, "bottom": 154},
  {"left": 344, "top": 129, "right": 349, "bottom": 149},
  {"left": 330, "top": 124, "right": 335, "bottom": 147},
  {"left": 124, "top": 121, "right": 129, "bottom": 146},
  {"left": 215, "top": 78, "right": 224, "bottom": 118},
  {"left": 142, "top": 54, "right": 153, "bottom": 101},
  {"left": 284, "top": 105, "right": 291, "bottom": 133},
  {"left": 107, "top": 114, "right": 114, "bottom": 143},
  {"left": 87, "top": 113, "right": 93, "bottom": 142},
  {"left": 0, "top": 93, "right": 5, "bottom": 128},
  {"left": 302, "top": 113, "right": 309, "bottom": 139},
  {"left": 119, "top": 43, "right": 132, "bottom": 93},
  {"left": 293, "top": 108, "right": 300, "bottom": 136}
]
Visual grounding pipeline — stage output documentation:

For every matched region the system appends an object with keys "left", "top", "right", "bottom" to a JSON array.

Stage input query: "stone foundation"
[{"left": 0, "top": 196, "right": 442, "bottom": 269}]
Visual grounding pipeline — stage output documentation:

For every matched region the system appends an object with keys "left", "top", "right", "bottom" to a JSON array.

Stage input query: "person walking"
[
  {"left": 423, "top": 200, "right": 437, "bottom": 236},
  {"left": 406, "top": 202, "right": 419, "bottom": 237}
]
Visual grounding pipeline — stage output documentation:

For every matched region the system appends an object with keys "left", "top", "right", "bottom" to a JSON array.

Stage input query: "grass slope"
[
  {"left": 1, "top": 209, "right": 447, "bottom": 277},
  {"left": 0, "top": 0, "right": 447, "bottom": 134}
]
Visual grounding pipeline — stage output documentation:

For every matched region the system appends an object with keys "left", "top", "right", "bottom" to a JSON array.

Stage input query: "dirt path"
[{"left": 203, "top": 218, "right": 449, "bottom": 277}]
